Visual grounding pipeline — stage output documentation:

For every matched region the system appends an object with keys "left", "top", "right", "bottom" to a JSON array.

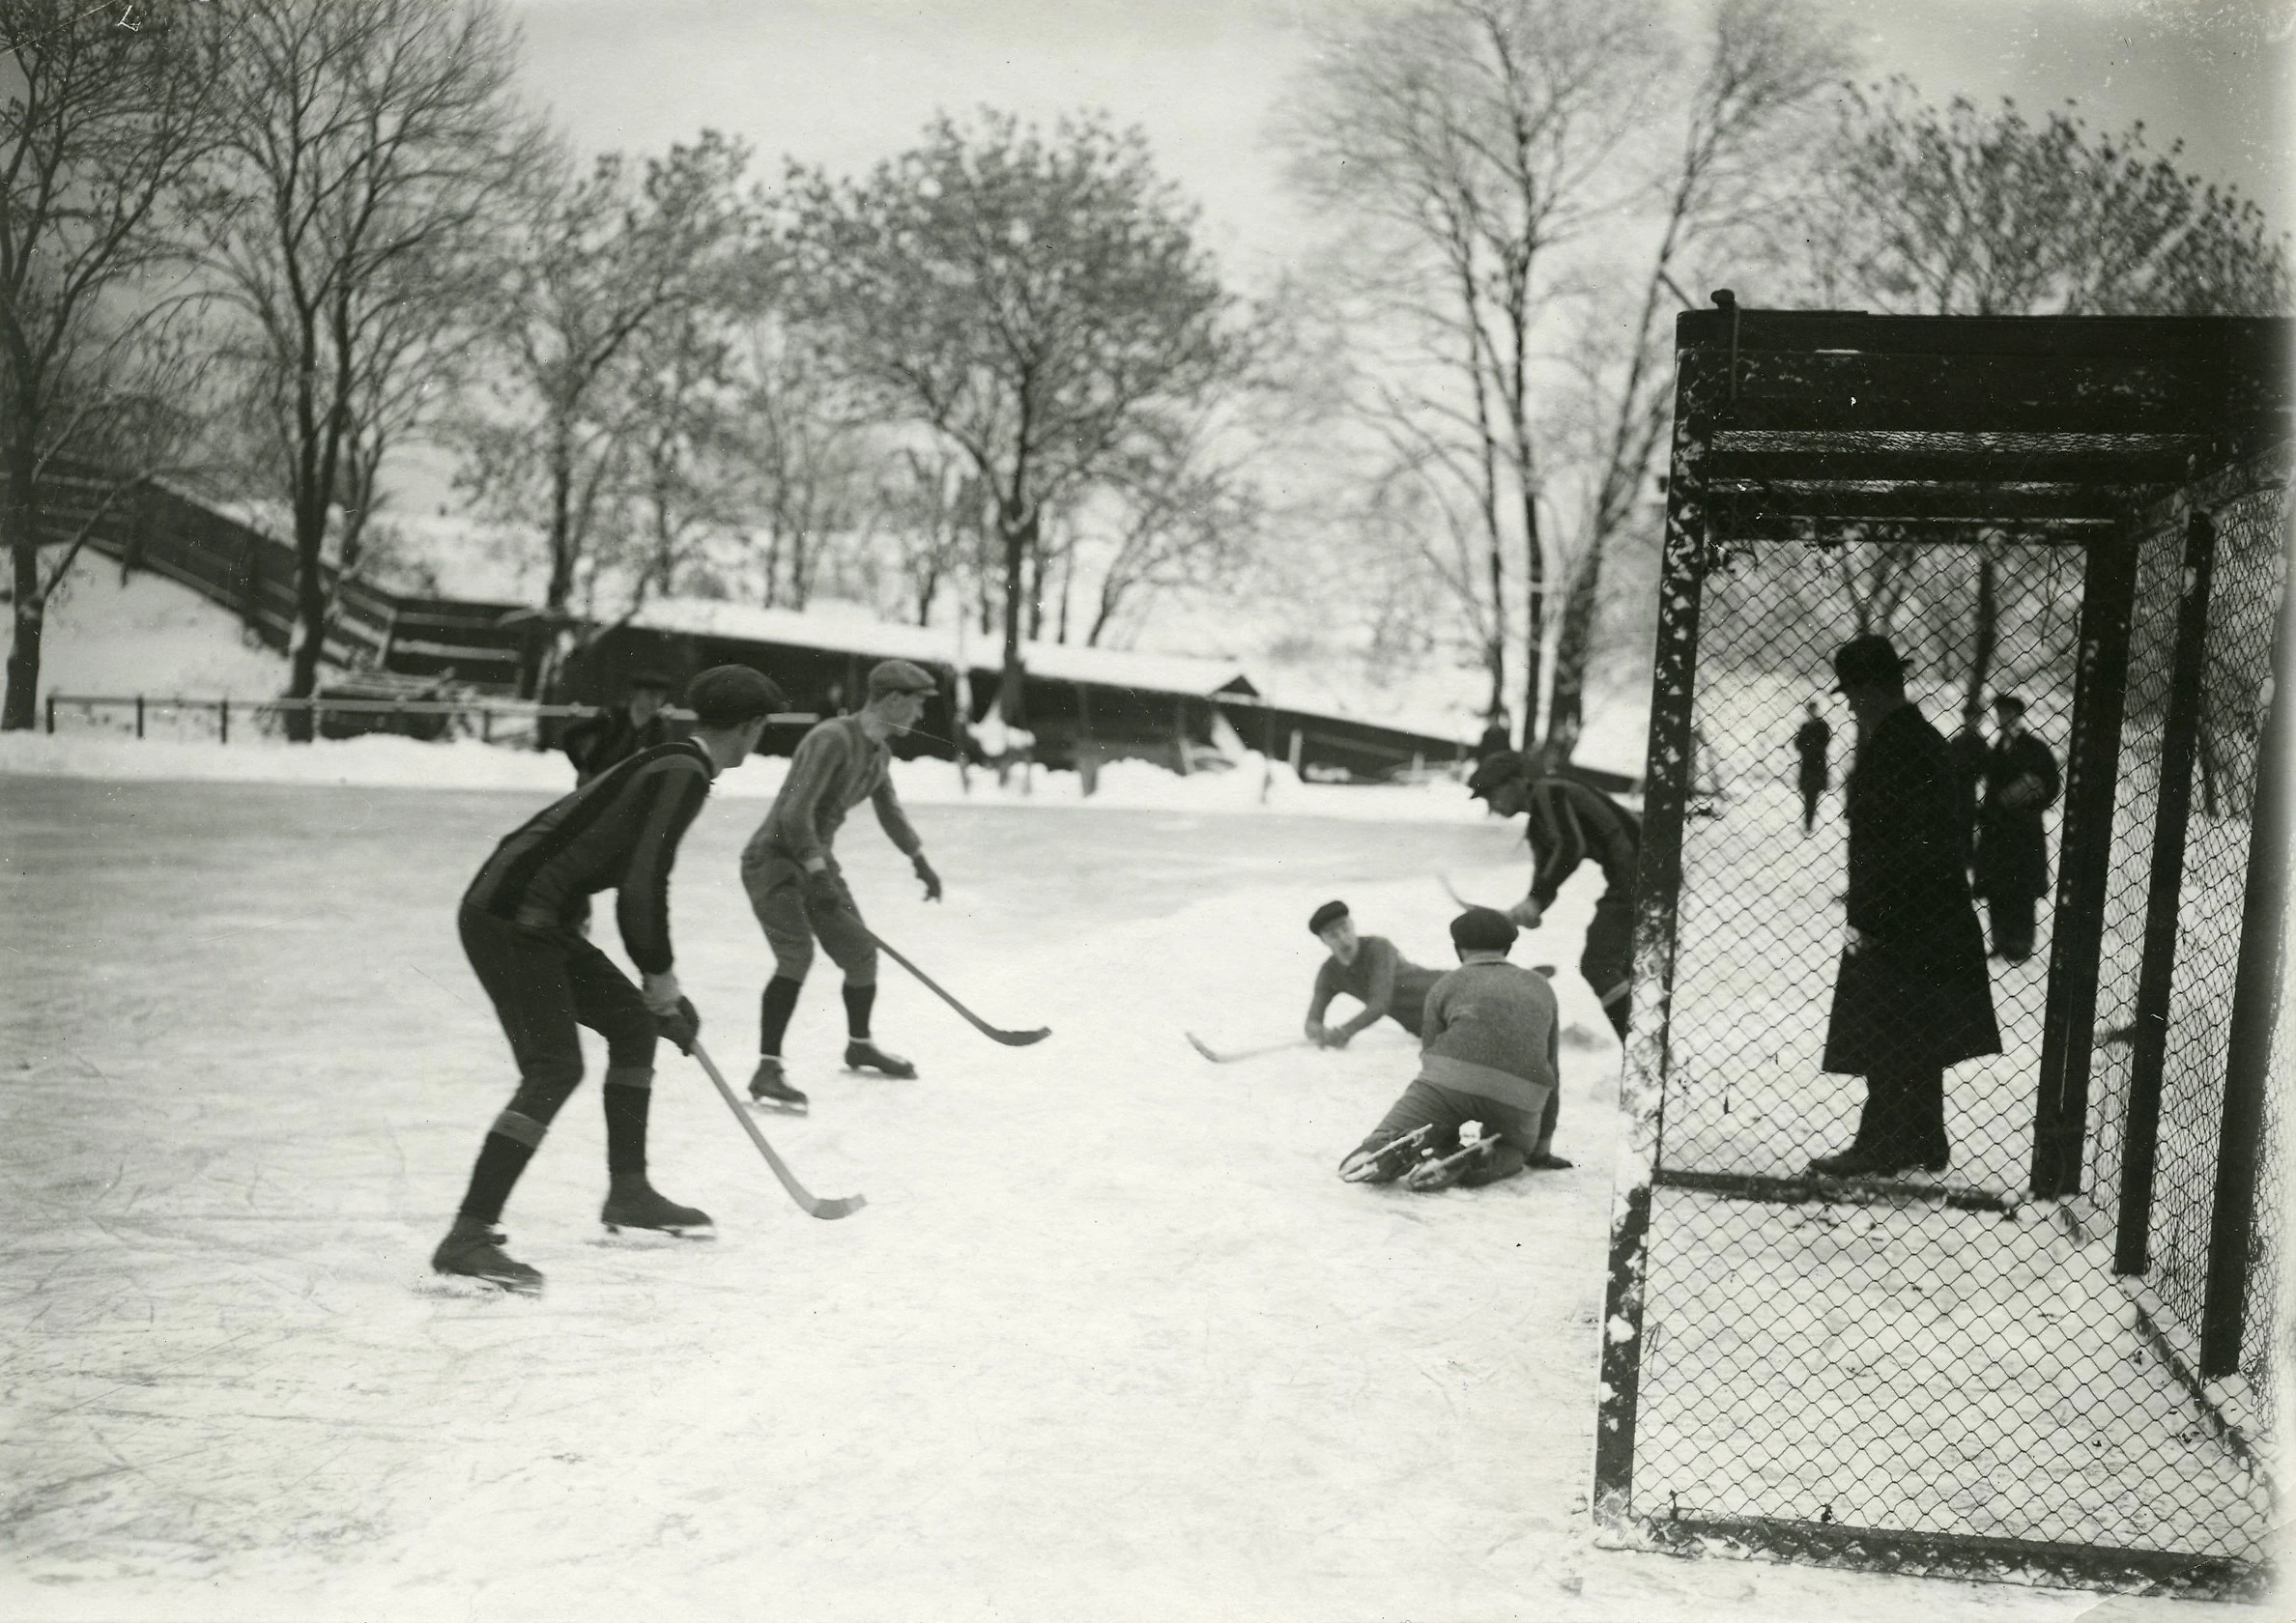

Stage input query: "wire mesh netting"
[{"left": 1622, "top": 513, "right": 2281, "bottom": 1581}]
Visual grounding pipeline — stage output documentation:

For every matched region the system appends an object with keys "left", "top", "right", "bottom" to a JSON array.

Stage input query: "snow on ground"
[
  {"left": 31, "top": 559, "right": 298, "bottom": 703},
  {"left": 0, "top": 775, "right": 2277, "bottom": 1622},
  {"left": 0, "top": 730, "right": 1503, "bottom": 823}
]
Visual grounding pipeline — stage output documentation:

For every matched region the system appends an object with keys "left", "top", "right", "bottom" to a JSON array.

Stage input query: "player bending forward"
[
  {"left": 433, "top": 666, "right": 785, "bottom": 1294},
  {"left": 739, "top": 659, "right": 944, "bottom": 1112},
  {"left": 1339, "top": 908, "right": 1567, "bottom": 1191}
]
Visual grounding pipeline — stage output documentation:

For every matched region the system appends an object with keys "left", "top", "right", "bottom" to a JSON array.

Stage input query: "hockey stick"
[
  {"left": 867, "top": 929, "right": 1050, "bottom": 1046},
  {"left": 1185, "top": 1032, "right": 1311, "bottom": 1065},
  {"left": 689, "top": 1041, "right": 866, "bottom": 1220}
]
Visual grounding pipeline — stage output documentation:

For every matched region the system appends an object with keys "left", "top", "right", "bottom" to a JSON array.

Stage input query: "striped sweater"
[
  {"left": 463, "top": 739, "right": 714, "bottom": 974},
  {"left": 1524, "top": 777, "right": 1641, "bottom": 908},
  {"left": 744, "top": 715, "right": 922, "bottom": 870},
  {"left": 1416, "top": 958, "right": 1560, "bottom": 1114}
]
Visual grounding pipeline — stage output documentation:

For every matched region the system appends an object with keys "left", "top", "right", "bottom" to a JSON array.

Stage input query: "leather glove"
[
  {"left": 804, "top": 867, "right": 851, "bottom": 914},
  {"left": 913, "top": 853, "right": 943, "bottom": 903},
  {"left": 656, "top": 996, "right": 701, "bottom": 1056},
  {"left": 1507, "top": 898, "right": 1544, "bottom": 928}
]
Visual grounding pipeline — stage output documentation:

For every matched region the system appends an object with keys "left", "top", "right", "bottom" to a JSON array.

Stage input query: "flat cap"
[
  {"left": 867, "top": 659, "right": 938, "bottom": 698},
  {"left": 628, "top": 668, "right": 676, "bottom": 691},
  {"left": 685, "top": 665, "right": 785, "bottom": 726},
  {"left": 1307, "top": 900, "right": 1350, "bottom": 935},
  {"left": 1449, "top": 906, "right": 1518, "bottom": 954},
  {"left": 1830, "top": 634, "right": 1905, "bottom": 693},
  {"left": 1991, "top": 693, "right": 2027, "bottom": 716}
]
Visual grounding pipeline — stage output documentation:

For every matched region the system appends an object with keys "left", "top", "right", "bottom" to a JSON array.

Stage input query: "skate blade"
[
  {"left": 842, "top": 1066, "right": 916, "bottom": 1080},
  {"left": 747, "top": 1097, "right": 810, "bottom": 1116},
  {"left": 597, "top": 1222, "right": 717, "bottom": 1245},
  {"left": 415, "top": 1270, "right": 542, "bottom": 1299}
]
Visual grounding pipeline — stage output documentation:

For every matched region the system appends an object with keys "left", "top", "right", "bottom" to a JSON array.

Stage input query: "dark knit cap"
[
  {"left": 1467, "top": 750, "right": 1531, "bottom": 799},
  {"left": 629, "top": 668, "right": 675, "bottom": 692},
  {"left": 1307, "top": 900, "right": 1350, "bottom": 935},
  {"left": 1992, "top": 693, "right": 2027, "bottom": 717},
  {"left": 1450, "top": 906, "right": 1517, "bottom": 954},
  {"left": 686, "top": 665, "right": 785, "bottom": 726}
]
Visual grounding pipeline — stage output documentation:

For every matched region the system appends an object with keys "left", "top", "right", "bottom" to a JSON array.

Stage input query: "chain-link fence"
[{"left": 1595, "top": 308, "right": 2288, "bottom": 1598}]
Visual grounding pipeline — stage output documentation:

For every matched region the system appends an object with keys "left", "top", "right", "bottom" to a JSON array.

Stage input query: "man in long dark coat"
[
  {"left": 1811, "top": 635, "right": 2001, "bottom": 1180},
  {"left": 1971, "top": 694, "right": 2062, "bottom": 962},
  {"left": 1793, "top": 700, "right": 1831, "bottom": 834}
]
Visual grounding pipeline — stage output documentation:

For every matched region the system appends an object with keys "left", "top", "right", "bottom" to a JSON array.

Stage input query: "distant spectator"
[
  {"left": 562, "top": 669, "right": 676, "bottom": 784},
  {"left": 1972, "top": 695, "right": 2062, "bottom": 963},
  {"left": 1475, "top": 706, "right": 1512, "bottom": 765},
  {"left": 1793, "top": 700, "right": 1832, "bottom": 834}
]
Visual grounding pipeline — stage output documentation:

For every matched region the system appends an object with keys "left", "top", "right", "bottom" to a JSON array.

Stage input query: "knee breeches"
[{"left": 740, "top": 852, "right": 877, "bottom": 985}]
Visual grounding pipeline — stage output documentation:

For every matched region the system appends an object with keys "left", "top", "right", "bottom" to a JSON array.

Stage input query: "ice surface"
[{"left": 2, "top": 774, "right": 2273, "bottom": 1620}]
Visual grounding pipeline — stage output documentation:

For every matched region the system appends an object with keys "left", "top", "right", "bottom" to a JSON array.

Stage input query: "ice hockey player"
[
  {"left": 1302, "top": 900, "right": 1444, "bottom": 1048},
  {"left": 561, "top": 668, "right": 677, "bottom": 785},
  {"left": 1339, "top": 907, "right": 1566, "bottom": 1190},
  {"left": 1466, "top": 749, "right": 1642, "bottom": 1043},
  {"left": 431, "top": 664, "right": 787, "bottom": 1295},
  {"left": 739, "top": 658, "right": 945, "bottom": 1112}
]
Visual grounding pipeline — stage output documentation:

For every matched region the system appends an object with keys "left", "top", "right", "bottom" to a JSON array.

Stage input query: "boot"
[
  {"left": 600, "top": 1178, "right": 714, "bottom": 1239},
  {"left": 431, "top": 1218, "right": 543, "bottom": 1295},
  {"left": 1339, "top": 1124, "right": 1435, "bottom": 1184},
  {"left": 1406, "top": 1136, "right": 1503, "bottom": 1192},
  {"left": 844, "top": 1039, "right": 917, "bottom": 1079},
  {"left": 747, "top": 1056, "right": 810, "bottom": 1115}
]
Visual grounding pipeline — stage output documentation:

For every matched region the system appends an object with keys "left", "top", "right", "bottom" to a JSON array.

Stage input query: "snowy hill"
[{"left": 30, "top": 553, "right": 300, "bottom": 703}]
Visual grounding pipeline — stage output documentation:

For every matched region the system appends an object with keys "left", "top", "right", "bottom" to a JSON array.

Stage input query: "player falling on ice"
[
  {"left": 1303, "top": 899, "right": 1443, "bottom": 1048},
  {"left": 739, "top": 659, "right": 945, "bottom": 1112},
  {"left": 432, "top": 665, "right": 786, "bottom": 1295},
  {"left": 1339, "top": 907, "right": 1565, "bottom": 1190}
]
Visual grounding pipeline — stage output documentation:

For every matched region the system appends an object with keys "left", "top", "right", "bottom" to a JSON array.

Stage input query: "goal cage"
[{"left": 1593, "top": 304, "right": 2292, "bottom": 1599}]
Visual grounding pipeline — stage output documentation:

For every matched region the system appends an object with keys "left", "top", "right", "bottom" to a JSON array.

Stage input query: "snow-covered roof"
[{"left": 628, "top": 596, "right": 1257, "bottom": 699}]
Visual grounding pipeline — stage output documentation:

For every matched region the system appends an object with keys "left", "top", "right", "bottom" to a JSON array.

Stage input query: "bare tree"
[
  {"left": 1082, "top": 441, "right": 1261, "bottom": 648},
  {"left": 784, "top": 109, "right": 1245, "bottom": 729},
  {"left": 721, "top": 314, "right": 876, "bottom": 612},
  {"left": 1, "top": 0, "right": 218, "bottom": 728},
  {"left": 190, "top": 0, "right": 524, "bottom": 737},
  {"left": 456, "top": 130, "right": 753, "bottom": 694},
  {"left": 1277, "top": 0, "right": 1666, "bottom": 744},
  {"left": 1541, "top": 0, "right": 1851, "bottom": 755}
]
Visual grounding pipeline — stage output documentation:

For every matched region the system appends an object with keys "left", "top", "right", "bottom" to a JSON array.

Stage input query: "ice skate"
[
  {"left": 746, "top": 1055, "right": 811, "bottom": 1115},
  {"left": 844, "top": 1039, "right": 917, "bottom": 1079},
  {"left": 1405, "top": 1135, "right": 1501, "bottom": 1192},
  {"left": 1339, "top": 1124, "right": 1434, "bottom": 1184},
  {"left": 431, "top": 1218, "right": 543, "bottom": 1295},
  {"left": 600, "top": 1180, "right": 715, "bottom": 1239}
]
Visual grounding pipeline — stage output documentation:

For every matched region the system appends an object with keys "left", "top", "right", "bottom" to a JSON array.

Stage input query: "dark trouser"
[
  {"left": 1848, "top": 1058, "right": 1948, "bottom": 1170},
  {"left": 1351, "top": 1077, "right": 1547, "bottom": 1185},
  {"left": 1798, "top": 774, "right": 1824, "bottom": 832},
  {"left": 454, "top": 905, "right": 659, "bottom": 1222},
  {"left": 741, "top": 851, "right": 877, "bottom": 986},
  {"left": 1582, "top": 889, "right": 1635, "bottom": 1043},
  {"left": 1987, "top": 891, "right": 2039, "bottom": 961}
]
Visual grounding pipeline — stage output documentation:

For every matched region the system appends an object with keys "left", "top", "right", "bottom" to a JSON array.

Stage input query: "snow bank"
[{"left": 0, "top": 730, "right": 1499, "bottom": 822}]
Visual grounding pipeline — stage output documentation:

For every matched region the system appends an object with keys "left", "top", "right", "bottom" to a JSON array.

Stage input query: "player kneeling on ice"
[
  {"left": 1303, "top": 899, "right": 1443, "bottom": 1048},
  {"left": 432, "top": 665, "right": 787, "bottom": 1294},
  {"left": 740, "top": 659, "right": 945, "bottom": 1112},
  {"left": 1339, "top": 907, "right": 1569, "bottom": 1191}
]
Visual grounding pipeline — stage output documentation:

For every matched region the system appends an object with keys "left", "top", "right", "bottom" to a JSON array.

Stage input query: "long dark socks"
[
  {"left": 602, "top": 1079, "right": 650, "bottom": 1182},
  {"left": 760, "top": 975, "right": 803, "bottom": 1055},
  {"left": 843, "top": 982, "right": 875, "bottom": 1039},
  {"left": 458, "top": 1132, "right": 535, "bottom": 1226}
]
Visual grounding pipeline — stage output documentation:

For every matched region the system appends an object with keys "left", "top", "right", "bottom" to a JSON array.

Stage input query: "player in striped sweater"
[
  {"left": 1467, "top": 750, "right": 1642, "bottom": 1043},
  {"left": 430, "top": 665, "right": 785, "bottom": 1295}
]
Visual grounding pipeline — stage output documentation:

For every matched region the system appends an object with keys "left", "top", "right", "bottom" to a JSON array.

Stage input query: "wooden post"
[
  {"left": 44, "top": 694, "right": 54, "bottom": 734},
  {"left": 1173, "top": 697, "right": 1191, "bottom": 776},
  {"left": 135, "top": 695, "right": 145, "bottom": 739},
  {"left": 219, "top": 698, "right": 230, "bottom": 745},
  {"left": 481, "top": 708, "right": 493, "bottom": 745}
]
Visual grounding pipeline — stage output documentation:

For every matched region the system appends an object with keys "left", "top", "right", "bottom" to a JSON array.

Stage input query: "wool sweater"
[{"left": 1416, "top": 957, "right": 1560, "bottom": 1113}]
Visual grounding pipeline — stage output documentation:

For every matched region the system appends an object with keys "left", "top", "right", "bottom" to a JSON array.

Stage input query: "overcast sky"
[{"left": 506, "top": 0, "right": 2294, "bottom": 285}]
